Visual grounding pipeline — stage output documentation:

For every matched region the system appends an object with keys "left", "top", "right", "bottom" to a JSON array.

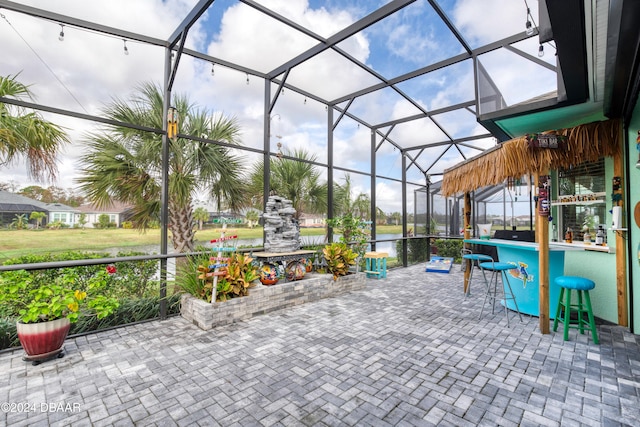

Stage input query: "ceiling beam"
[{"left": 266, "top": 0, "right": 416, "bottom": 78}]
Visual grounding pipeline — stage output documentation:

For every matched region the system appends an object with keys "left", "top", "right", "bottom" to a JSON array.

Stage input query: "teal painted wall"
[
  {"left": 564, "top": 251, "right": 618, "bottom": 323},
  {"left": 628, "top": 100, "right": 640, "bottom": 334}
]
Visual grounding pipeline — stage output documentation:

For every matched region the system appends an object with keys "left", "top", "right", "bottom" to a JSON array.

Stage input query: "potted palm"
[{"left": 0, "top": 269, "right": 119, "bottom": 364}]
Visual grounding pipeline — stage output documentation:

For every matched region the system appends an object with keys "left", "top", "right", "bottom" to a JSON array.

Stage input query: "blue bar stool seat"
[
  {"left": 461, "top": 249, "right": 492, "bottom": 297},
  {"left": 478, "top": 260, "right": 523, "bottom": 326},
  {"left": 553, "top": 276, "right": 599, "bottom": 344}
]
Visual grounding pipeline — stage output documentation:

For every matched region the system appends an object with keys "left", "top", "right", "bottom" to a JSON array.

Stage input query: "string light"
[
  {"left": 538, "top": 44, "right": 544, "bottom": 57},
  {"left": 525, "top": 8, "right": 533, "bottom": 36},
  {"left": 58, "top": 24, "right": 65, "bottom": 41},
  {"left": 304, "top": 97, "right": 307, "bottom": 105},
  {"left": 123, "top": 39, "right": 129, "bottom": 55},
  {"left": 210, "top": 63, "right": 215, "bottom": 76},
  {"left": 246, "top": 73, "right": 249, "bottom": 85}
]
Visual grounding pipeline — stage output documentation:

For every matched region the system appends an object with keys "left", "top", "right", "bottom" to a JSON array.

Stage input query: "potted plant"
[
  {"left": 0, "top": 269, "right": 119, "bottom": 364},
  {"left": 183, "top": 251, "right": 259, "bottom": 302},
  {"left": 582, "top": 211, "right": 595, "bottom": 244},
  {"left": 323, "top": 242, "right": 358, "bottom": 281}
]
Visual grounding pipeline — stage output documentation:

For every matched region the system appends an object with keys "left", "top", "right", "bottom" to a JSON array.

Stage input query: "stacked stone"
[{"left": 262, "top": 195, "right": 300, "bottom": 252}]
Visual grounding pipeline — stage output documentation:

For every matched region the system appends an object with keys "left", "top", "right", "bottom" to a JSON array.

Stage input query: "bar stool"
[
  {"left": 552, "top": 276, "right": 599, "bottom": 344},
  {"left": 461, "top": 249, "right": 492, "bottom": 297},
  {"left": 478, "top": 259, "right": 523, "bottom": 326}
]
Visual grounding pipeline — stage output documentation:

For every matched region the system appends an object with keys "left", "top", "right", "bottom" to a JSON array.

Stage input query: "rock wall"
[{"left": 262, "top": 195, "right": 300, "bottom": 253}]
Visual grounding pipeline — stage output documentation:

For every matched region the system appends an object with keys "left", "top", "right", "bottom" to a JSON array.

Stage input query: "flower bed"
[{"left": 180, "top": 272, "right": 366, "bottom": 330}]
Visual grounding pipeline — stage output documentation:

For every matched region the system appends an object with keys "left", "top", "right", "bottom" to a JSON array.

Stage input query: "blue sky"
[{"left": 0, "top": 0, "right": 553, "bottom": 214}]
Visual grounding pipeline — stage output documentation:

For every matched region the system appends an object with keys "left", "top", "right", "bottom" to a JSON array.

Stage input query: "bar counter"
[{"left": 464, "top": 238, "right": 580, "bottom": 318}]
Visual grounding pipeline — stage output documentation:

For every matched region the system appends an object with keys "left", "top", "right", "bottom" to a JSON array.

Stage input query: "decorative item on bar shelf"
[{"left": 526, "top": 132, "right": 566, "bottom": 149}]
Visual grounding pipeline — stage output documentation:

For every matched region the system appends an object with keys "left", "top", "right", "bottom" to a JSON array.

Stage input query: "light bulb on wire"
[
  {"left": 58, "top": 24, "right": 65, "bottom": 41},
  {"left": 246, "top": 73, "right": 249, "bottom": 85},
  {"left": 525, "top": 8, "right": 534, "bottom": 36},
  {"left": 123, "top": 39, "right": 129, "bottom": 55},
  {"left": 538, "top": 44, "right": 544, "bottom": 57},
  {"left": 211, "top": 63, "right": 215, "bottom": 76}
]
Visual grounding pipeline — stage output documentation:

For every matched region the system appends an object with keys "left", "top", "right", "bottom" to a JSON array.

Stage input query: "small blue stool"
[
  {"left": 364, "top": 252, "right": 388, "bottom": 279},
  {"left": 553, "top": 276, "right": 599, "bottom": 344},
  {"left": 461, "top": 249, "right": 493, "bottom": 297},
  {"left": 478, "top": 260, "right": 522, "bottom": 326}
]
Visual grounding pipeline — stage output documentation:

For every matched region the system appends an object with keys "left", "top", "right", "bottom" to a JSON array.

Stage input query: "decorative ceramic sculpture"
[
  {"left": 286, "top": 260, "right": 306, "bottom": 281},
  {"left": 259, "top": 263, "right": 279, "bottom": 285}
]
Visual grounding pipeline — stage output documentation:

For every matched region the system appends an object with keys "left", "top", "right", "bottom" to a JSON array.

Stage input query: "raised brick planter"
[{"left": 180, "top": 272, "right": 366, "bottom": 330}]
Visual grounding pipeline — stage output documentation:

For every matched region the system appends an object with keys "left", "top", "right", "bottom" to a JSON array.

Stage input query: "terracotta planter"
[{"left": 16, "top": 318, "right": 70, "bottom": 364}]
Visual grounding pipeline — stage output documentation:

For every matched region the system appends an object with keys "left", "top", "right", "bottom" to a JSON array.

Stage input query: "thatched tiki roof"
[{"left": 441, "top": 119, "right": 622, "bottom": 196}]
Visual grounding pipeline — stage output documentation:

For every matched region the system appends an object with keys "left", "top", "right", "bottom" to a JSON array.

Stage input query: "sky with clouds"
[{"left": 0, "top": 0, "right": 553, "bottom": 214}]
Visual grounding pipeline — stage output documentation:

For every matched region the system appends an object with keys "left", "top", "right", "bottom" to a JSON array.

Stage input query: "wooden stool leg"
[
  {"left": 563, "top": 288, "right": 571, "bottom": 341},
  {"left": 553, "top": 288, "right": 565, "bottom": 332},
  {"left": 583, "top": 291, "right": 599, "bottom": 345}
]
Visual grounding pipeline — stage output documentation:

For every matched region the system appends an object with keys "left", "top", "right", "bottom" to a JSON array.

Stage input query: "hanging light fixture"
[
  {"left": 538, "top": 44, "right": 544, "bottom": 57},
  {"left": 210, "top": 63, "right": 215, "bottom": 76},
  {"left": 123, "top": 39, "right": 129, "bottom": 55},
  {"left": 303, "top": 97, "right": 307, "bottom": 105},
  {"left": 246, "top": 73, "right": 249, "bottom": 85},
  {"left": 58, "top": 24, "right": 65, "bottom": 41},
  {"left": 525, "top": 8, "right": 534, "bottom": 36}
]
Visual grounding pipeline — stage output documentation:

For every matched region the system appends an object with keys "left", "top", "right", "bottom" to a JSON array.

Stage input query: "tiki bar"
[{"left": 442, "top": 119, "right": 628, "bottom": 333}]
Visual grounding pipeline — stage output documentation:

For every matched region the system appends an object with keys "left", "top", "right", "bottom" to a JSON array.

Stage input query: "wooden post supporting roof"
[
  {"left": 614, "top": 149, "right": 628, "bottom": 326},
  {"left": 536, "top": 172, "right": 550, "bottom": 334},
  {"left": 463, "top": 192, "right": 471, "bottom": 294}
]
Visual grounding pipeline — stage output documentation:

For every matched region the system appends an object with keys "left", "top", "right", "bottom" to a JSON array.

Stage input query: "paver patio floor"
[{"left": 2, "top": 263, "right": 639, "bottom": 426}]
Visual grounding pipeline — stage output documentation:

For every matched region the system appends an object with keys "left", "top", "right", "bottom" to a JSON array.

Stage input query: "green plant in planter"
[
  {"left": 219, "top": 252, "right": 258, "bottom": 299},
  {"left": 326, "top": 214, "right": 370, "bottom": 260},
  {"left": 323, "top": 242, "right": 358, "bottom": 281},
  {"left": 0, "top": 269, "right": 119, "bottom": 324},
  {"left": 192, "top": 252, "right": 259, "bottom": 302}
]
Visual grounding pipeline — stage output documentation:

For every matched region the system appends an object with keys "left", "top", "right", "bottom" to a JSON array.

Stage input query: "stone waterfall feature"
[{"left": 262, "top": 195, "right": 300, "bottom": 253}]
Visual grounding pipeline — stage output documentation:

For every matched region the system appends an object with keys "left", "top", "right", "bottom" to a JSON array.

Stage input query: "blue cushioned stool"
[
  {"left": 478, "top": 260, "right": 523, "bottom": 326},
  {"left": 553, "top": 276, "right": 599, "bottom": 344},
  {"left": 461, "top": 249, "right": 492, "bottom": 297}
]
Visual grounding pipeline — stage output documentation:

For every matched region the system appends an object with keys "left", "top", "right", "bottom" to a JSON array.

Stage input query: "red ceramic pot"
[{"left": 16, "top": 317, "right": 70, "bottom": 363}]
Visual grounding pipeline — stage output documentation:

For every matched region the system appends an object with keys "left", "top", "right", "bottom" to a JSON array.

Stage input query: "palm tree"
[
  {"left": 245, "top": 209, "right": 259, "bottom": 228},
  {"left": 77, "top": 82, "right": 246, "bottom": 253},
  {"left": 247, "top": 147, "right": 327, "bottom": 220},
  {"left": 29, "top": 211, "right": 47, "bottom": 229},
  {"left": 10, "top": 214, "right": 28, "bottom": 230},
  {"left": 0, "top": 74, "right": 69, "bottom": 182},
  {"left": 193, "top": 207, "right": 209, "bottom": 230}
]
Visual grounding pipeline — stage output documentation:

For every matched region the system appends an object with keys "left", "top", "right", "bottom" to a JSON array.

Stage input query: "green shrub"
[
  {"left": 433, "top": 239, "right": 463, "bottom": 263},
  {"left": 0, "top": 294, "right": 181, "bottom": 350},
  {"left": 395, "top": 237, "right": 430, "bottom": 263}
]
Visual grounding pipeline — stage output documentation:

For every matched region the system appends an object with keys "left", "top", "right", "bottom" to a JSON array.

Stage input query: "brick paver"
[{"left": 1, "top": 264, "right": 639, "bottom": 426}]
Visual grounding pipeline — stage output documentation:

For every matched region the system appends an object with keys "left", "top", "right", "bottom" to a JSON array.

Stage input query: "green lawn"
[{"left": 0, "top": 225, "right": 403, "bottom": 262}]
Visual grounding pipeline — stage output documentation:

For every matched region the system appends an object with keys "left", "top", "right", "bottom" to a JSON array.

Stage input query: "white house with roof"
[
  {"left": 0, "top": 190, "right": 78, "bottom": 228},
  {"left": 75, "top": 201, "right": 134, "bottom": 228}
]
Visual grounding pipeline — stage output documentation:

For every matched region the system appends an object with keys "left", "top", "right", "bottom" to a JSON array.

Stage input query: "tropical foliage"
[
  {"left": 76, "top": 82, "right": 246, "bottom": 253},
  {"left": 323, "top": 242, "right": 357, "bottom": 280},
  {"left": 247, "top": 147, "right": 326, "bottom": 219},
  {"left": 0, "top": 74, "right": 69, "bottom": 182}
]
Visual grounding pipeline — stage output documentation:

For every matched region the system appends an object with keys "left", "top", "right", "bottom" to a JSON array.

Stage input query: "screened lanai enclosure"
[{"left": 1, "top": 0, "right": 591, "bottom": 317}]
